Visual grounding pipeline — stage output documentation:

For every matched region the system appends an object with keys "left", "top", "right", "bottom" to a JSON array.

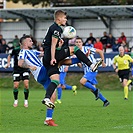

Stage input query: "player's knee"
[
  {"left": 74, "top": 46, "right": 79, "bottom": 53},
  {"left": 14, "top": 83, "right": 19, "bottom": 88},
  {"left": 69, "top": 46, "right": 74, "bottom": 53},
  {"left": 80, "top": 78, "right": 86, "bottom": 85},
  {"left": 51, "top": 80, "right": 60, "bottom": 86},
  {"left": 24, "top": 83, "right": 29, "bottom": 89}
]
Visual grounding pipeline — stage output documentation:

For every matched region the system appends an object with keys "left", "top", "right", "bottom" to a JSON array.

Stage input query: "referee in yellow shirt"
[{"left": 113, "top": 46, "right": 133, "bottom": 100}]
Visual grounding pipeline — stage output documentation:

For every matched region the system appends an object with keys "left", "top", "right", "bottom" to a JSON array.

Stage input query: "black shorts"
[
  {"left": 43, "top": 46, "right": 70, "bottom": 76},
  {"left": 118, "top": 69, "right": 130, "bottom": 82},
  {"left": 13, "top": 70, "right": 30, "bottom": 82}
]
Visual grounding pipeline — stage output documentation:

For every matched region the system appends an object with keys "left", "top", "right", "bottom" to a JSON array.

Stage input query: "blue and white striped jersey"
[
  {"left": 81, "top": 45, "right": 97, "bottom": 74},
  {"left": 18, "top": 49, "right": 43, "bottom": 81}
]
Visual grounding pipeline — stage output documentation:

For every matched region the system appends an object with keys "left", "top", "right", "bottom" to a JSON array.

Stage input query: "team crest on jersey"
[{"left": 54, "top": 30, "right": 59, "bottom": 36}]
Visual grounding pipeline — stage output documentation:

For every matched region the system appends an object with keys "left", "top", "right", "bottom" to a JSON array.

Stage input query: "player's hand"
[
  {"left": 29, "top": 66, "right": 37, "bottom": 71},
  {"left": 4, "top": 64, "right": 10, "bottom": 69},
  {"left": 115, "top": 68, "right": 118, "bottom": 73},
  {"left": 50, "top": 58, "right": 57, "bottom": 66},
  {"left": 58, "top": 39, "right": 64, "bottom": 47}
]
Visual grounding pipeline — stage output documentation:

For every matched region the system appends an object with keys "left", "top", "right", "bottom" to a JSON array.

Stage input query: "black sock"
[
  {"left": 24, "top": 88, "right": 29, "bottom": 100},
  {"left": 75, "top": 49, "right": 92, "bottom": 66},
  {"left": 13, "top": 89, "right": 18, "bottom": 100},
  {"left": 45, "top": 82, "right": 58, "bottom": 99},
  {"left": 93, "top": 89, "right": 98, "bottom": 96}
]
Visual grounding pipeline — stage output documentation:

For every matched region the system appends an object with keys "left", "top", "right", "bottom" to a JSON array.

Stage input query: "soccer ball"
[{"left": 63, "top": 26, "right": 76, "bottom": 39}]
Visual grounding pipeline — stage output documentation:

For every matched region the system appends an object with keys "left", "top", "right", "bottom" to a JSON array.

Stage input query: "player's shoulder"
[
  {"left": 125, "top": 54, "right": 130, "bottom": 57},
  {"left": 19, "top": 49, "right": 26, "bottom": 53},
  {"left": 19, "top": 49, "right": 29, "bottom": 56},
  {"left": 114, "top": 55, "right": 119, "bottom": 59},
  {"left": 115, "top": 54, "right": 119, "bottom": 57},
  {"left": 50, "top": 23, "right": 62, "bottom": 31}
]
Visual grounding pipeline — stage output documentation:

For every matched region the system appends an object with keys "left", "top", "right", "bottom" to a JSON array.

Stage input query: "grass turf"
[
  {"left": 0, "top": 89, "right": 132, "bottom": 133},
  {"left": 0, "top": 73, "right": 133, "bottom": 133}
]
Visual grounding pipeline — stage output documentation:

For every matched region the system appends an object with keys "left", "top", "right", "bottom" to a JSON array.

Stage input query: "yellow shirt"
[{"left": 113, "top": 54, "right": 132, "bottom": 70}]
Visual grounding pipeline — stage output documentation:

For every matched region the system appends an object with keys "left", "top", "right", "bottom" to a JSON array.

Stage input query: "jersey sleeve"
[
  {"left": 52, "top": 30, "right": 61, "bottom": 39},
  {"left": 113, "top": 56, "right": 117, "bottom": 64},
  {"left": 18, "top": 49, "right": 26, "bottom": 60},
  {"left": 9, "top": 49, "right": 15, "bottom": 57},
  {"left": 32, "top": 50, "right": 42, "bottom": 56},
  {"left": 127, "top": 55, "right": 133, "bottom": 62}
]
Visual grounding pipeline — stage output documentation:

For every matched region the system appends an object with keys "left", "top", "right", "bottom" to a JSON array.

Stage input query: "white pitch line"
[{"left": 113, "top": 124, "right": 133, "bottom": 129}]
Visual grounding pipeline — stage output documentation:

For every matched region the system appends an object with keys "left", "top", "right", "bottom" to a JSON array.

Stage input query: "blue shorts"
[
  {"left": 83, "top": 71, "right": 98, "bottom": 85},
  {"left": 37, "top": 66, "right": 51, "bottom": 90},
  {"left": 60, "top": 72, "right": 67, "bottom": 85}
]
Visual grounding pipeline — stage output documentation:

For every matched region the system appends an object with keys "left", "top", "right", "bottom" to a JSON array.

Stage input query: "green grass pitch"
[{"left": 0, "top": 73, "right": 133, "bottom": 133}]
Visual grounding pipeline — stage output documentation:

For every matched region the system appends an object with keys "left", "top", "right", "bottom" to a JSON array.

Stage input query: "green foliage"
[{"left": 6, "top": 0, "right": 133, "bottom": 7}]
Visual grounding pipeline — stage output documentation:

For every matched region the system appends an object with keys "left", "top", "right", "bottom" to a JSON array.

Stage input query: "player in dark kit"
[
  {"left": 5, "top": 45, "right": 30, "bottom": 108},
  {"left": 42, "top": 10, "right": 102, "bottom": 109}
]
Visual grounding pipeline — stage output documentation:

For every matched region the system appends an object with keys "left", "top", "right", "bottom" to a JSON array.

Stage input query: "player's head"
[
  {"left": 20, "top": 35, "right": 33, "bottom": 49},
  {"left": 118, "top": 46, "right": 125, "bottom": 56},
  {"left": 54, "top": 10, "right": 67, "bottom": 26},
  {"left": 75, "top": 37, "right": 83, "bottom": 50}
]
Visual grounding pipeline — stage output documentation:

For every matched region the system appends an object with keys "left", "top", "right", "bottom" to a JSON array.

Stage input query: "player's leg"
[
  {"left": 119, "top": 70, "right": 130, "bottom": 100},
  {"left": 57, "top": 46, "right": 102, "bottom": 72},
  {"left": 37, "top": 66, "right": 56, "bottom": 109},
  {"left": 127, "top": 79, "right": 132, "bottom": 91},
  {"left": 13, "top": 73, "right": 20, "bottom": 107},
  {"left": 56, "top": 86, "right": 62, "bottom": 104},
  {"left": 41, "top": 65, "right": 60, "bottom": 109},
  {"left": 80, "top": 72, "right": 100, "bottom": 100},
  {"left": 44, "top": 91, "right": 58, "bottom": 126},
  {"left": 59, "top": 58, "right": 81, "bottom": 66},
  {"left": 55, "top": 72, "right": 65, "bottom": 104},
  {"left": 80, "top": 77, "right": 100, "bottom": 100},
  {"left": 22, "top": 72, "right": 30, "bottom": 108},
  {"left": 69, "top": 46, "right": 102, "bottom": 71},
  {"left": 36, "top": 67, "right": 58, "bottom": 126},
  {"left": 80, "top": 76, "right": 109, "bottom": 106},
  {"left": 123, "top": 79, "right": 129, "bottom": 100},
  {"left": 65, "top": 84, "right": 77, "bottom": 95}
]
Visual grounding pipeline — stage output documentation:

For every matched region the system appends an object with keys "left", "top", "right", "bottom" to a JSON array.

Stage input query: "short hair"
[
  {"left": 54, "top": 10, "right": 67, "bottom": 20},
  {"left": 20, "top": 35, "right": 31, "bottom": 45},
  {"left": 75, "top": 37, "right": 83, "bottom": 42}
]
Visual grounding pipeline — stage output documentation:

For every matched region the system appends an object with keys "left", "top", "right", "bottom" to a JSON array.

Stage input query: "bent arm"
[
  {"left": 51, "top": 37, "right": 58, "bottom": 60},
  {"left": 18, "top": 59, "right": 29, "bottom": 68},
  {"left": 95, "top": 49, "right": 106, "bottom": 67},
  {"left": 18, "top": 59, "right": 37, "bottom": 71}
]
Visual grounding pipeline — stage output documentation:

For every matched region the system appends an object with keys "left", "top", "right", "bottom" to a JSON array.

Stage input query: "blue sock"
[
  {"left": 71, "top": 58, "right": 81, "bottom": 64},
  {"left": 99, "top": 93, "right": 106, "bottom": 102},
  {"left": 65, "top": 84, "right": 72, "bottom": 90},
  {"left": 57, "top": 87, "right": 62, "bottom": 100},
  {"left": 84, "top": 82, "right": 97, "bottom": 92},
  {"left": 46, "top": 109, "right": 53, "bottom": 119}
]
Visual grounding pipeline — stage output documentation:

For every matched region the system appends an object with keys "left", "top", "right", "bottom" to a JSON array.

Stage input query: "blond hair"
[{"left": 54, "top": 10, "right": 67, "bottom": 20}]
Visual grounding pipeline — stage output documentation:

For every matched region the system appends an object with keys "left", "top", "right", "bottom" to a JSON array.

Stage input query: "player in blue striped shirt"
[
  {"left": 75, "top": 37, "right": 110, "bottom": 107},
  {"left": 18, "top": 35, "right": 58, "bottom": 126}
]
